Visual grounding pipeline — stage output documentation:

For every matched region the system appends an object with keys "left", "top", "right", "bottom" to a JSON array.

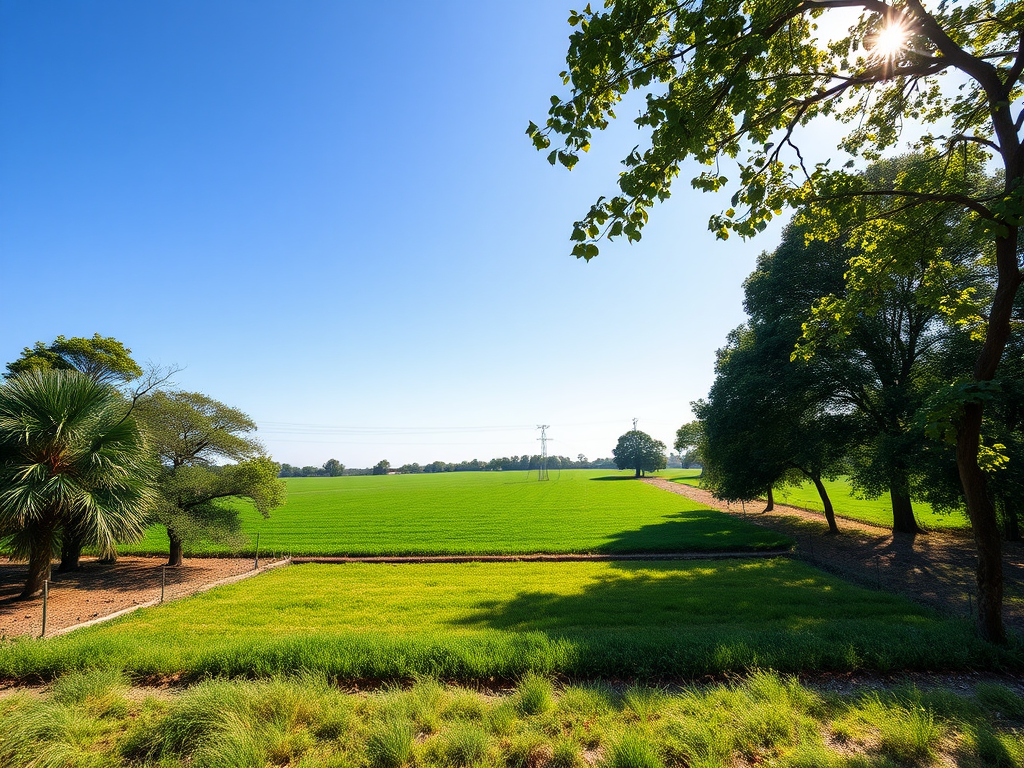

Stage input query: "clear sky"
[{"left": 0, "top": 0, "right": 795, "bottom": 467}]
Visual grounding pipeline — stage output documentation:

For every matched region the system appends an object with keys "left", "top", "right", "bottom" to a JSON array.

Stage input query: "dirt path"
[
  {"left": 644, "top": 477, "right": 1024, "bottom": 633},
  {"left": 0, "top": 556, "right": 287, "bottom": 639}
]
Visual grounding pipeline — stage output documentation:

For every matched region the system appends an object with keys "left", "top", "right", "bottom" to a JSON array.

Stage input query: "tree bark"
[
  {"left": 763, "top": 487, "right": 774, "bottom": 513},
  {"left": 810, "top": 475, "right": 840, "bottom": 534},
  {"left": 955, "top": 228, "right": 1021, "bottom": 644},
  {"left": 20, "top": 539, "right": 54, "bottom": 599},
  {"left": 635, "top": 467, "right": 641, "bottom": 478},
  {"left": 958, "top": 401, "right": 1006, "bottom": 643},
  {"left": 168, "top": 530, "right": 184, "bottom": 567},
  {"left": 1002, "top": 496, "right": 1021, "bottom": 543},
  {"left": 890, "top": 479, "right": 923, "bottom": 535},
  {"left": 58, "top": 531, "right": 84, "bottom": 573}
]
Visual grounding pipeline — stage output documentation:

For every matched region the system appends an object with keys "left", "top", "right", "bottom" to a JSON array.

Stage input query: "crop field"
[
  {"left": 3, "top": 559, "right": 1015, "bottom": 682},
  {"left": 120, "top": 470, "right": 790, "bottom": 557},
  {"left": 666, "top": 472, "right": 968, "bottom": 529}
]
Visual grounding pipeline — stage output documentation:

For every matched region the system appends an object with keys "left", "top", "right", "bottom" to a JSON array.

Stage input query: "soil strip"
[
  {"left": 0, "top": 556, "right": 289, "bottom": 639},
  {"left": 292, "top": 550, "right": 791, "bottom": 565}
]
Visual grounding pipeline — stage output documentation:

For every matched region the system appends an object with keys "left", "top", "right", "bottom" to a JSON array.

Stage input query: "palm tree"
[{"left": 0, "top": 370, "right": 156, "bottom": 598}]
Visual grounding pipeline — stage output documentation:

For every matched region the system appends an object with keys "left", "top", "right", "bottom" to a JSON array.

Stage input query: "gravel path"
[{"left": 643, "top": 477, "right": 1024, "bottom": 633}]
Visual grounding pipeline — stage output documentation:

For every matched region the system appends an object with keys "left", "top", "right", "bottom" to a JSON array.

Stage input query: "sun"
[{"left": 870, "top": 21, "right": 909, "bottom": 61}]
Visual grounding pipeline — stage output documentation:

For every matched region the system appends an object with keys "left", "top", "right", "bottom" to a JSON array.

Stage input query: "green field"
[
  {"left": 3, "top": 560, "right": 1015, "bottom": 682},
  {"left": 665, "top": 471, "right": 968, "bottom": 529},
  {"left": 121, "top": 470, "right": 790, "bottom": 557}
]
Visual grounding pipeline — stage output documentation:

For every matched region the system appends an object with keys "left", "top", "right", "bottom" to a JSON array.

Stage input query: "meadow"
[
  {"left": 121, "top": 470, "right": 790, "bottom": 557},
  {"left": 3, "top": 669, "right": 1022, "bottom": 768},
  {"left": 2, "top": 559, "right": 1016, "bottom": 682},
  {"left": 664, "top": 471, "right": 969, "bottom": 530}
]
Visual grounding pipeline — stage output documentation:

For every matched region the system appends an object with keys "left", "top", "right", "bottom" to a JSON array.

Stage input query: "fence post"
[{"left": 41, "top": 580, "right": 48, "bottom": 638}]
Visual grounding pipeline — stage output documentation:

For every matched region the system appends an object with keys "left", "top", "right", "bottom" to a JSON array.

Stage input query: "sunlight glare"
[{"left": 871, "top": 22, "right": 908, "bottom": 61}]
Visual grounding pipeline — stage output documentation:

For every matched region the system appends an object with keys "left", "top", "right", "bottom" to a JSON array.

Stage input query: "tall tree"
[
  {"left": 136, "top": 391, "right": 285, "bottom": 566},
  {"left": 0, "top": 371, "right": 156, "bottom": 597},
  {"left": 613, "top": 430, "right": 667, "bottom": 477},
  {"left": 5, "top": 334, "right": 142, "bottom": 385},
  {"left": 323, "top": 458, "right": 344, "bottom": 477},
  {"left": 696, "top": 322, "right": 855, "bottom": 533},
  {"left": 531, "top": 2, "right": 1024, "bottom": 640},
  {"left": 673, "top": 421, "right": 705, "bottom": 477}
]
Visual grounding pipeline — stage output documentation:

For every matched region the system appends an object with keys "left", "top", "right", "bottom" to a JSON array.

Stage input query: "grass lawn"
[
  {"left": 665, "top": 472, "right": 968, "bottom": 530},
  {"left": 120, "top": 470, "right": 790, "bottom": 557},
  {"left": 3, "top": 670, "right": 1022, "bottom": 767},
  {"left": 2, "top": 560, "right": 1016, "bottom": 681}
]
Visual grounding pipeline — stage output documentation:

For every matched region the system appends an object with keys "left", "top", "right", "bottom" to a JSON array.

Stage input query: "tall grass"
[{"left": 6, "top": 671, "right": 1020, "bottom": 768}]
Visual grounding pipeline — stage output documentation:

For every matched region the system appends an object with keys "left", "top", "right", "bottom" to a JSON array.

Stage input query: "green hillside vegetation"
[
  {"left": 2, "top": 669, "right": 1022, "bottom": 768},
  {"left": 664, "top": 472, "right": 968, "bottom": 530},
  {"left": 2, "top": 560, "right": 1014, "bottom": 682},
  {"left": 120, "top": 470, "right": 790, "bottom": 557}
]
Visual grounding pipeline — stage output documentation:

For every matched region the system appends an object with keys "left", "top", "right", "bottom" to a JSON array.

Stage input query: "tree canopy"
[
  {"left": 613, "top": 429, "right": 668, "bottom": 477},
  {"left": 136, "top": 390, "right": 284, "bottom": 566},
  {"left": 533, "top": 0, "right": 1024, "bottom": 642},
  {"left": 5, "top": 334, "right": 143, "bottom": 385}
]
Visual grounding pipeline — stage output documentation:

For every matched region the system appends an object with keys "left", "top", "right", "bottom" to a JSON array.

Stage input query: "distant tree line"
[{"left": 279, "top": 454, "right": 618, "bottom": 477}]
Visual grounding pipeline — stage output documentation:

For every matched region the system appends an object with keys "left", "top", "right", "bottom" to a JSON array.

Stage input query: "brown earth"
[
  {"left": 644, "top": 477, "right": 1024, "bottom": 633},
  {"left": 0, "top": 555, "right": 283, "bottom": 639}
]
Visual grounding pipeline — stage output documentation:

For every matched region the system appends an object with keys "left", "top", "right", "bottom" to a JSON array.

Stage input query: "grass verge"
[{"left": 2, "top": 669, "right": 1022, "bottom": 767}]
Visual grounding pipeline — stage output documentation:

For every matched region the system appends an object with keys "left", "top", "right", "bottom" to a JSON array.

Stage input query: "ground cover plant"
[
  {"left": 1, "top": 668, "right": 1022, "bottom": 767},
  {"left": 664, "top": 472, "right": 968, "bottom": 530},
  {"left": 119, "top": 470, "right": 790, "bottom": 557},
  {"left": 2, "top": 560, "right": 1017, "bottom": 682}
]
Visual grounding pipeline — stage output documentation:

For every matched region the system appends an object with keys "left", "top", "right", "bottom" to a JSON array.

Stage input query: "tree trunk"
[
  {"left": 954, "top": 225, "right": 1021, "bottom": 644},
  {"left": 958, "top": 401, "right": 1006, "bottom": 643},
  {"left": 763, "top": 487, "right": 774, "bottom": 513},
  {"left": 168, "top": 530, "right": 184, "bottom": 567},
  {"left": 1002, "top": 496, "right": 1021, "bottom": 543},
  {"left": 810, "top": 475, "right": 840, "bottom": 534},
  {"left": 890, "top": 479, "right": 923, "bottom": 535},
  {"left": 20, "top": 539, "right": 54, "bottom": 599},
  {"left": 635, "top": 467, "right": 641, "bottom": 478},
  {"left": 58, "top": 531, "right": 83, "bottom": 573}
]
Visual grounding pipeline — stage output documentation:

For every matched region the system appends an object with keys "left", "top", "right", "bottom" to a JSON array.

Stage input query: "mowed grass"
[
  {"left": 2, "top": 560, "right": 1017, "bottom": 681},
  {"left": 773, "top": 479, "right": 967, "bottom": 530},
  {"left": 665, "top": 472, "right": 968, "bottom": 529},
  {"left": 120, "top": 470, "right": 790, "bottom": 557}
]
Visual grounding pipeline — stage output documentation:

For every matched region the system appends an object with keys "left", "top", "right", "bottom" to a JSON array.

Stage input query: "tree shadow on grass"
[
  {"left": 599, "top": 511, "right": 792, "bottom": 553},
  {"left": 442, "top": 558, "right": 998, "bottom": 676},
  {"left": 589, "top": 476, "right": 637, "bottom": 481}
]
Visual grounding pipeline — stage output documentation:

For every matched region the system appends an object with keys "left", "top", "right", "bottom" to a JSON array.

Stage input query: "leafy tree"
[
  {"left": 323, "top": 458, "right": 344, "bottom": 477},
  {"left": 613, "top": 430, "right": 667, "bottom": 477},
  {"left": 673, "top": 422, "right": 705, "bottom": 477},
  {"left": 136, "top": 391, "right": 285, "bottom": 566},
  {"left": 696, "top": 323, "right": 855, "bottom": 532},
  {"left": 0, "top": 371, "right": 156, "bottom": 596},
  {"left": 372, "top": 459, "right": 391, "bottom": 475},
  {"left": 532, "top": 0, "right": 1024, "bottom": 641},
  {"left": 5, "top": 334, "right": 142, "bottom": 385}
]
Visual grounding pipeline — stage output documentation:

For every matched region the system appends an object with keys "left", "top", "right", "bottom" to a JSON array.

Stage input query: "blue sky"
[{"left": 0, "top": 0, "right": 792, "bottom": 467}]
